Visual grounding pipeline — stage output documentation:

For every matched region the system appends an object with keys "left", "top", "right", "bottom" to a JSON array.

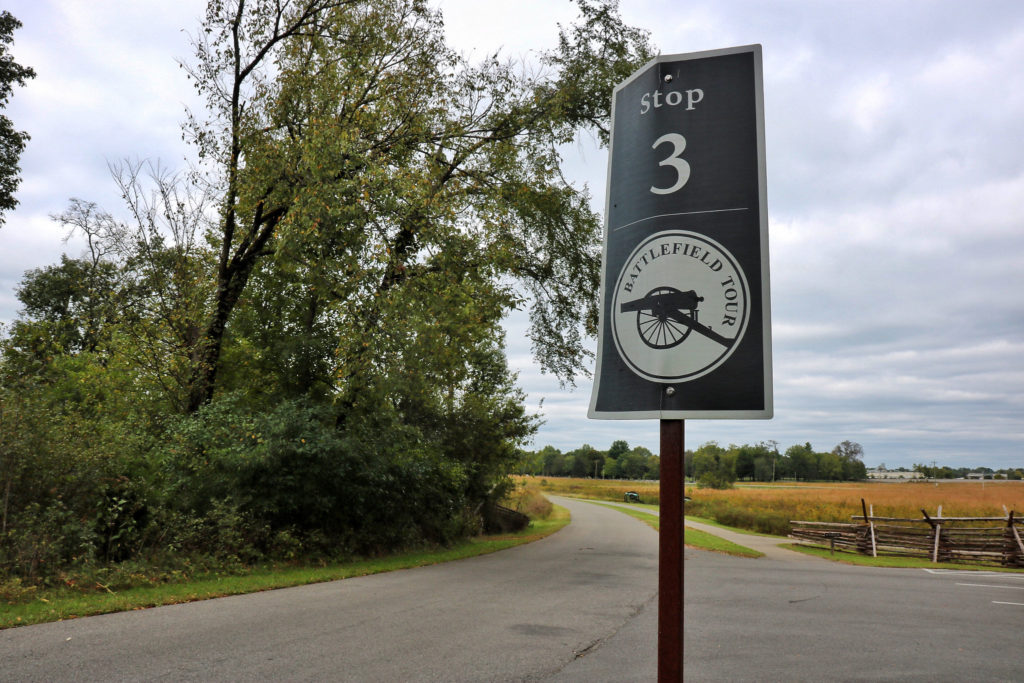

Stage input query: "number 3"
[{"left": 650, "top": 133, "right": 690, "bottom": 195}]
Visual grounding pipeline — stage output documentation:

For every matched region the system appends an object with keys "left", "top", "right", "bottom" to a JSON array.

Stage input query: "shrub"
[
  {"left": 505, "top": 483, "right": 554, "bottom": 520},
  {"left": 697, "top": 472, "right": 734, "bottom": 490}
]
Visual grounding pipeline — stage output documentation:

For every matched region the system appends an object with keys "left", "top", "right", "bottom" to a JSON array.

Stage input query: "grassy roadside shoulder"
[
  {"left": 590, "top": 502, "right": 764, "bottom": 558},
  {"left": 684, "top": 514, "right": 781, "bottom": 538},
  {"left": 1, "top": 505, "right": 570, "bottom": 630},
  {"left": 783, "top": 543, "right": 1024, "bottom": 572}
]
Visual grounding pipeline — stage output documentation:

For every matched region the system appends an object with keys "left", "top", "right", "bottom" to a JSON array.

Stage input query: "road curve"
[
  {"left": 592, "top": 499, "right": 806, "bottom": 561},
  {"left": 0, "top": 497, "right": 658, "bottom": 682}
]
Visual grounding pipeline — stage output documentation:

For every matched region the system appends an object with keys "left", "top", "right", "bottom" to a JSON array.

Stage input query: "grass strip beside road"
[
  {"left": 685, "top": 527, "right": 764, "bottom": 558},
  {"left": 1, "top": 506, "right": 570, "bottom": 630},
  {"left": 591, "top": 502, "right": 763, "bottom": 558},
  {"left": 592, "top": 502, "right": 661, "bottom": 531}
]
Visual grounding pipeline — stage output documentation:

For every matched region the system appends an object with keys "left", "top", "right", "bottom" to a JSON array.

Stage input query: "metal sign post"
[
  {"left": 659, "top": 419, "right": 684, "bottom": 681},
  {"left": 587, "top": 45, "right": 772, "bottom": 681}
]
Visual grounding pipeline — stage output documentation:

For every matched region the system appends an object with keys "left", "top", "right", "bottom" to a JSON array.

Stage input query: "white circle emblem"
[{"left": 611, "top": 230, "right": 749, "bottom": 382}]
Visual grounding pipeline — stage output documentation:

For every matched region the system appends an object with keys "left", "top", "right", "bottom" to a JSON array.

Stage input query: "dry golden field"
[
  {"left": 518, "top": 476, "right": 662, "bottom": 505},
  {"left": 696, "top": 480, "right": 1024, "bottom": 518},
  {"left": 686, "top": 480, "right": 1024, "bottom": 535}
]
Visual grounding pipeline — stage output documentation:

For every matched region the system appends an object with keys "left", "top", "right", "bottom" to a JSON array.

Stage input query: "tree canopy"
[{"left": 0, "top": 11, "right": 35, "bottom": 225}]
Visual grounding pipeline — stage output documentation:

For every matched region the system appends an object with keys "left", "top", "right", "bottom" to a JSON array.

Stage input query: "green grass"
[
  {"left": 604, "top": 500, "right": 659, "bottom": 510},
  {"left": 1, "top": 506, "right": 570, "bottom": 630},
  {"left": 590, "top": 502, "right": 763, "bottom": 558},
  {"left": 685, "top": 527, "right": 764, "bottom": 558},
  {"left": 784, "top": 543, "right": 1024, "bottom": 572},
  {"left": 592, "top": 502, "right": 661, "bottom": 531}
]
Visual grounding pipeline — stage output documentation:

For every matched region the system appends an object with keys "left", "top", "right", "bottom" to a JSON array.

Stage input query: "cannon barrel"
[{"left": 620, "top": 289, "right": 703, "bottom": 314}]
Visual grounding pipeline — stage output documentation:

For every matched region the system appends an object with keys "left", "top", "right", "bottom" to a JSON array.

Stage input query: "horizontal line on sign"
[
  {"left": 612, "top": 208, "right": 748, "bottom": 232},
  {"left": 993, "top": 601, "right": 1024, "bottom": 606}
]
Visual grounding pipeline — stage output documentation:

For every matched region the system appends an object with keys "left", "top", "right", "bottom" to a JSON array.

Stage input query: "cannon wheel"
[{"left": 635, "top": 287, "right": 695, "bottom": 349}]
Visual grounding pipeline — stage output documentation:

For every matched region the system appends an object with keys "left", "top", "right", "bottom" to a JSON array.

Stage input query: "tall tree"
[
  {"left": 833, "top": 440, "right": 866, "bottom": 480},
  {"left": 833, "top": 440, "right": 864, "bottom": 462},
  {"left": 786, "top": 442, "right": 817, "bottom": 481},
  {"left": 177, "top": 0, "right": 652, "bottom": 411},
  {"left": 607, "top": 439, "right": 630, "bottom": 460},
  {"left": 0, "top": 11, "right": 35, "bottom": 225}
]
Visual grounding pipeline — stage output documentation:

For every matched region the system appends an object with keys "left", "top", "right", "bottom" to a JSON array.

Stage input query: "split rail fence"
[{"left": 790, "top": 500, "right": 1024, "bottom": 568}]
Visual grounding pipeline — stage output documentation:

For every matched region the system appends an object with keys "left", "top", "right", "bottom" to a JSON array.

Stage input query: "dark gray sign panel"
[{"left": 588, "top": 45, "right": 772, "bottom": 419}]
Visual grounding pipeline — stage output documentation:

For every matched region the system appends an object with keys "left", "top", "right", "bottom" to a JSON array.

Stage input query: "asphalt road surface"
[
  {"left": 685, "top": 548, "right": 1024, "bottom": 681},
  {"left": 3, "top": 497, "right": 1023, "bottom": 681}
]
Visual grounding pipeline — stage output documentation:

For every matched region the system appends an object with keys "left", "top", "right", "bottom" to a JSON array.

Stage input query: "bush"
[
  {"left": 504, "top": 483, "right": 554, "bottom": 520},
  {"left": 683, "top": 497, "right": 791, "bottom": 536},
  {"left": 1, "top": 502, "right": 99, "bottom": 580},
  {"left": 158, "top": 394, "right": 475, "bottom": 559},
  {"left": 697, "top": 472, "right": 734, "bottom": 490}
]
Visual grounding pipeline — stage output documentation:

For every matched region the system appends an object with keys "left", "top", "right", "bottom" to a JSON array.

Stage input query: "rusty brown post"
[{"left": 659, "top": 419, "right": 684, "bottom": 681}]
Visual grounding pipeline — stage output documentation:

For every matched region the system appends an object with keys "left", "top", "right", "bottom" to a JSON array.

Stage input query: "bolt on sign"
[{"left": 589, "top": 45, "right": 772, "bottom": 419}]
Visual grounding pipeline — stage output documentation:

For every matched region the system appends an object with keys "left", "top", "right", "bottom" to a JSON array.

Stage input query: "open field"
[{"left": 687, "top": 480, "right": 1024, "bottom": 535}]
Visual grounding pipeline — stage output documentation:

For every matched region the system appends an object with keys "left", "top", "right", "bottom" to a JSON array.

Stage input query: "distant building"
[{"left": 866, "top": 466, "right": 923, "bottom": 480}]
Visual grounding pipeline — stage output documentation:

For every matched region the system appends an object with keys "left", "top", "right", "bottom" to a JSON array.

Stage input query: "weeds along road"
[{"left": 0, "top": 497, "right": 659, "bottom": 682}]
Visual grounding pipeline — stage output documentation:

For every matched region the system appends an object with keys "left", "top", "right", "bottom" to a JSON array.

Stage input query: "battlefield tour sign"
[{"left": 589, "top": 45, "right": 773, "bottom": 419}]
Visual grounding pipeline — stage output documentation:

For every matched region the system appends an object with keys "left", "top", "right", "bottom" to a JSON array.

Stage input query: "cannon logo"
[{"left": 611, "top": 230, "right": 749, "bottom": 383}]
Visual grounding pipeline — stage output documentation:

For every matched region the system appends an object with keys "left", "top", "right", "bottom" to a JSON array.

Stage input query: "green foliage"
[
  {"left": 171, "top": 0, "right": 654, "bottom": 409},
  {"left": 620, "top": 446, "right": 656, "bottom": 480},
  {"left": 158, "top": 392, "right": 486, "bottom": 557},
  {"left": 692, "top": 442, "right": 736, "bottom": 489},
  {"left": 566, "top": 444, "right": 603, "bottom": 478},
  {"left": 607, "top": 439, "right": 630, "bottom": 460},
  {"left": 696, "top": 472, "right": 734, "bottom": 490},
  {"left": 0, "top": 10, "right": 35, "bottom": 224}
]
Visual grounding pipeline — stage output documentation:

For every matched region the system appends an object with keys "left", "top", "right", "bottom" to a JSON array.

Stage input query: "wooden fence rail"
[{"left": 790, "top": 501, "right": 1024, "bottom": 568}]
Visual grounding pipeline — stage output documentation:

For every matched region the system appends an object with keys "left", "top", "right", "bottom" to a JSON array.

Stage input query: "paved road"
[
  {"left": 0, "top": 497, "right": 659, "bottom": 682},
  {"left": 4, "top": 498, "right": 1023, "bottom": 682},
  {"left": 684, "top": 549, "right": 1024, "bottom": 682}
]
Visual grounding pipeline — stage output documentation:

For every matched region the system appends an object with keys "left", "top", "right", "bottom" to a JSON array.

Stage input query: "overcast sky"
[{"left": 3, "top": 1, "right": 1024, "bottom": 469}]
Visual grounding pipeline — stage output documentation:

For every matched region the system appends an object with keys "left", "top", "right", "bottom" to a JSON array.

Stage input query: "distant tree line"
[
  {"left": 688, "top": 440, "right": 867, "bottom": 488},
  {"left": 519, "top": 439, "right": 1024, "bottom": 488},
  {"left": 912, "top": 464, "right": 1024, "bottom": 480},
  {"left": 517, "top": 439, "right": 869, "bottom": 488},
  {"left": 517, "top": 440, "right": 661, "bottom": 480}
]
